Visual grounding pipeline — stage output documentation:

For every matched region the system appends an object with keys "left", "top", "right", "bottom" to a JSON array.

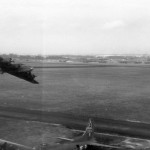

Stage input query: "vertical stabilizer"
[{"left": 82, "top": 118, "right": 94, "bottom": 139}]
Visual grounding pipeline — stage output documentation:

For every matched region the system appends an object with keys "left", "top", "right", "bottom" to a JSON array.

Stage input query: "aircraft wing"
[
  {"left": 57, "top": 137, "right": 120, "bottom": 149},
  {"left": 88, "top": 141, "right": 121, "bottom": 149},
  {"left": 57, "top": 137, "right": 74, "bottom": 142},
  {"left": 0, "top": 139, "right": 33, "bottom": 150},
  {"left": 0, "top": 66, "right": 38, "bottom": 84},
  {"left": 7, "top": 71, "right": 38, "bottom": 84}
]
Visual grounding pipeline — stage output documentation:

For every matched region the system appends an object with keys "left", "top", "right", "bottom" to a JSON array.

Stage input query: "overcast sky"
[{"left": 0, "top": 0, "right": 150, "bottom": 55}]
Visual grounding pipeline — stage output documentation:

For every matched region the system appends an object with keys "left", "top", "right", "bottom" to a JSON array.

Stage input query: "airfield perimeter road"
[{"left": 1, "top": 106, "right": 150, "bottom": 139}]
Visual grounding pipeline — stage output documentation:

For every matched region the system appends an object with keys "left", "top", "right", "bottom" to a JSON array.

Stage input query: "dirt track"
[{"left": 1, "top": 106, "right": 150, "bottom": 139}]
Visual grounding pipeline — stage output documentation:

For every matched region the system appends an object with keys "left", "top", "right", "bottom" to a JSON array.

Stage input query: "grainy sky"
[{"left": 0, "top": 0, "right": 150, "bottom": 55}]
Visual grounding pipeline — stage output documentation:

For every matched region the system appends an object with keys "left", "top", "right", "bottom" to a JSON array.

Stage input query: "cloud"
[{"left": 102, "top": 20, "right": 125, "bottom": 30}]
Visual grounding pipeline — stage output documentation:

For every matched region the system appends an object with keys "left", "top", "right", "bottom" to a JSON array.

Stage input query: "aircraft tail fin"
[{"left": 82, "top": 118, "right": 94, "bottom": 139}]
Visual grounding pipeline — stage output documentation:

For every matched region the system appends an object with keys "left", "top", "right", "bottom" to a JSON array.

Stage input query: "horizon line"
[{"left": 0, "top": 53, "right": 150, "bottom": 56}]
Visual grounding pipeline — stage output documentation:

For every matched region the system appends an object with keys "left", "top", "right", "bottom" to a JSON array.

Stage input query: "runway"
[{"left": 0, "top": 106, "right": 150, "bottom": 140}]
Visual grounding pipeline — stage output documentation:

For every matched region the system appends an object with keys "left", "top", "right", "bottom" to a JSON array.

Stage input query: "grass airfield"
[
  {"left": 1, "top": 63, "right": 150, "bottom": 122},
  {"left": 1, "top": 62, "right": 150, "bottom": 149}
]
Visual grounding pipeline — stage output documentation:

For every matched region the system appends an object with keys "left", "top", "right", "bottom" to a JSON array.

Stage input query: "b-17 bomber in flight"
[{"left": 0, "top": 57, "right": 38, "bottom": 84}]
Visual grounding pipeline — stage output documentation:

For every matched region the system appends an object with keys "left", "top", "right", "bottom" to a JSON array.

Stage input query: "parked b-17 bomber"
[
  {"left": 0, "top": 119, "right": 121, "bottom": 150},
  {"left": 0, "top": 56, "right": 38, "bottom": 84}
]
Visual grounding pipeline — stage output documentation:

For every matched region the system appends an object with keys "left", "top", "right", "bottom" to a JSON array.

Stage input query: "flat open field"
[{"left": 1, "top": 63, "right": 150, "bottom": 122}]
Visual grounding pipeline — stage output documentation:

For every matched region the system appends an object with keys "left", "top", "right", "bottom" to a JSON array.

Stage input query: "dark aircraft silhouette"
[
  {"left": 0, "top": 57, "right": 38, "bottom": 84},
  {"left": 53, "top": 119, "right": 120, "bottom": 150}
]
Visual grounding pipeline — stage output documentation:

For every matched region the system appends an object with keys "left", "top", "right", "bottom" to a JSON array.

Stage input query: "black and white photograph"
[{"left": 0, "top": 0, "right": 150, "bottom": 149}]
